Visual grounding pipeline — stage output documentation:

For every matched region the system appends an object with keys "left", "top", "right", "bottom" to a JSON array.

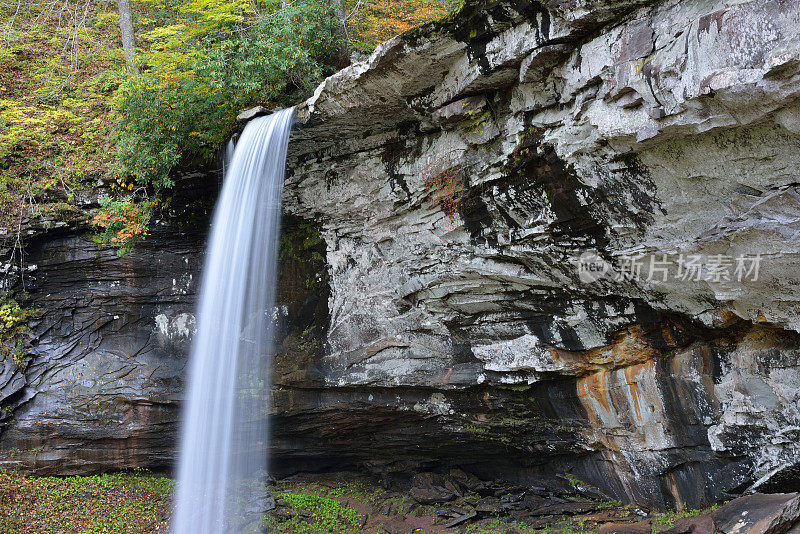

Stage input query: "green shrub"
[
  {"left": 111, "top": 0, "right": 339, "bottom": 190},
  {"left": 92, "top": 194, "right": 155, "bottom": 256},
  {"left": 0, "top": 297, "right": 34, "bottom": 368}
]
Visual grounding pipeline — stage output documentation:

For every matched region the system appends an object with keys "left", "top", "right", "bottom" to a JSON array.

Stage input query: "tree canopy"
[{"left": 0, "top": 0, "right": 457, "bottom": 253}]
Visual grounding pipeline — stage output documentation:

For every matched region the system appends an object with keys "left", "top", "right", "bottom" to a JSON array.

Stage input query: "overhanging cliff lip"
[
  {"left": 288, "top": 0, "right": 661, "bottom": 162},
  {"left": 289, "top": 0, "right": 560, "bottom": 160}
]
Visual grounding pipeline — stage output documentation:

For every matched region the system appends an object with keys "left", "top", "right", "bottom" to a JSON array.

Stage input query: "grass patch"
[
  {"left": 651, "top": 504, "right": 720, "bottom": 529},
  {"left": 0, "top": 469, "right": 173, "bottom": 534},
  {"left": 269, "top": 491, "right": 362, "bottom": 533}
]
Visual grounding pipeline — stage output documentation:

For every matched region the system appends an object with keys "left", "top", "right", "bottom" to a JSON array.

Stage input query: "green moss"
[
  {"left": 270, "top": 491, "right": 363, "bottom": 533},
  {"left": 280, "top": 219, "right": 327, "bottom": 290},
  {"left": 465, "top": 423, "right": 491, "bottom": 435},
  {"left": 280, "top": 220, "right": 324, "bottom": 261},
  {"left": 498, "top": 383, "right": 532, "bottom": 392}
]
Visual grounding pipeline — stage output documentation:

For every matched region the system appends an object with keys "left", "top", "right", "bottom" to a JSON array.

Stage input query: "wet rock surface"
[
  {"left": 0, "top": 172, "right": 215, "bottom": 474},
  {"left": 0, "top": 174, "right": 332, "bottom": 475}
]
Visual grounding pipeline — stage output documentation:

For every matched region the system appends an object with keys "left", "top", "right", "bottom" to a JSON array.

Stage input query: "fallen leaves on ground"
[{"left": 0, "top": 469, "right": 173, "bottom": 534}]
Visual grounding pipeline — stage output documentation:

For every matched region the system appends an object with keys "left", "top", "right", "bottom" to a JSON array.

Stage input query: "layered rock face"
[
  {"left": 2, "top": 0, "right": 800, "bottom": 512},
  {"left": 0, "top": 181, "right": 330, "bottom": 476},
  {"left": 281, "top": 0, "right": 800, "bottom": 509},
  {"left": 0, "top": 177, "right": 214, "bottom": 474}
]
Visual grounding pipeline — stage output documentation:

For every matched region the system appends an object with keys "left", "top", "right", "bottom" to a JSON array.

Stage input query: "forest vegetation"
[{"left": 0, "top": 0, "right": 457, "bottom": 252}]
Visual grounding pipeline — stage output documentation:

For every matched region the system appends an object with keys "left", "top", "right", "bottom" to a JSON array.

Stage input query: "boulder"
[
  {"left": 713, "top": 494, "right": 800, "bottom": 534},
  {"left": 236, "top": 106, "right": 271, "bottom": 121}
]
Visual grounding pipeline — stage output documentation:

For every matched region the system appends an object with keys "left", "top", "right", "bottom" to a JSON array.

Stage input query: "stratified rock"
[
  {"left": 431, "top": 96, "right": 487, "bottom": 125},
  {"left": 282, "top": 0, "right": 800, "bottom": 510}
]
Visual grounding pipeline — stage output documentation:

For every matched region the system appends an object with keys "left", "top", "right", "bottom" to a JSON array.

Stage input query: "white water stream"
[{"left": 173, "top": 108, "right": 295, "bottom": 534}]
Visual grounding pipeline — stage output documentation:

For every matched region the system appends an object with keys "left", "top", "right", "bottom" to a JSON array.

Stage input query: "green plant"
[
  {"left": 0, "top": 297, "right": 34, "bottom": 368},
  {"left": 92, "top": 194, "right": 155, "bottom": 256},
  {"left": 464, "top": 423, "right": 490, "bottom": 436},
  {"left": 280, "top": 219, "right": 327, "bottom": 292},
  {"left": 271, "top": 491, "right": 362, "bottom": 533},
  {"left": 0, "top": 469, "right": 173, "bottom": 533},
  {"left": 112, "top": 0, "right": 339, "bottom": 190},
  {"left": 298, "top": 325, "right": 320, "bottom": 351},
  {"left": 651, "top": 504, "right": 720, "bottom": 528},
  {"left": 0, "top": 1, "right": 123, "bottom": 229}
]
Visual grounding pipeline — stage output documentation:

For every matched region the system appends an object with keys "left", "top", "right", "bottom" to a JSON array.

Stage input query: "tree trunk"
[
  {"left": 331, "top": 0, "right": 350, "bottom": 68},
  {"left": 117, "top": 0, "right": 137, "bottom": 73}
]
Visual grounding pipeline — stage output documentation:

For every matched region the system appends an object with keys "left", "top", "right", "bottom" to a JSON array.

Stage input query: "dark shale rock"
[
  {"left": 664, "top": 494, "right": 800, "bottom": 534},
  {"left": 444, "top": 511, "right": 477, "bottom": 528},
  {"left": 409, "top": 472, "right": 461, "bottom": 504},
  {"left": 664, "top": 516, "right": 719, "bottom": 534}
]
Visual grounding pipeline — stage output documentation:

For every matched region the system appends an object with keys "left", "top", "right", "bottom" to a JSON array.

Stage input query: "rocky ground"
[
  {"left": 268, "top": 471, "right": 647, "bottom": 534},
  {"left": 2, "top": 469, "right": 799, "bottom": 534}
]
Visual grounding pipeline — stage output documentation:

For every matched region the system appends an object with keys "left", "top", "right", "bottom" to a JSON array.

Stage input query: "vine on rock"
[{"left": 422, "top": 153, "right": 466, "bottom": 221}]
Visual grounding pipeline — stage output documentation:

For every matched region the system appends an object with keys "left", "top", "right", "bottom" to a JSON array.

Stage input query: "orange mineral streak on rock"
[
  {"left": 742, "top": 324, "right": 788, "bottom": 346},
  {"left": 664, "top": 471, "right": 684, "bottom": 512},
  {"left": 577, "top": 371, "right": 618, "bottom": 452},
  {"left": 552, "top": 326, "right": 664, "bottom": 378},
  {"left": 577, "top": 358, "right": 669, "bottom": 458},
  {"left": 624, "top": 365, "right": 645, "bottom": 423},
  {"left": 718, "top": 309, "right": 740, "bottom": 327},
  {"left": 579, "top": 370, "right": 612, "bottom": 419}
]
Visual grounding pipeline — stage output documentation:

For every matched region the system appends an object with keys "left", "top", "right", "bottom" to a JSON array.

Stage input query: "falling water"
[{"left": 173, "top": 108, "right": 295, "bottom": 534}]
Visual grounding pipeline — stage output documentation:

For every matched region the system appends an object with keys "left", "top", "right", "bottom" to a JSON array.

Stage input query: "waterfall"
[{"left": 173, "top": 108, "right": 295, "bottom": 534}]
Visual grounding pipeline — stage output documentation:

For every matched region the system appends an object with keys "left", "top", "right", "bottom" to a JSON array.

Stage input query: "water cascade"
[{"left": 172, "top": 108, "right": 295, "bottom": 534}]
